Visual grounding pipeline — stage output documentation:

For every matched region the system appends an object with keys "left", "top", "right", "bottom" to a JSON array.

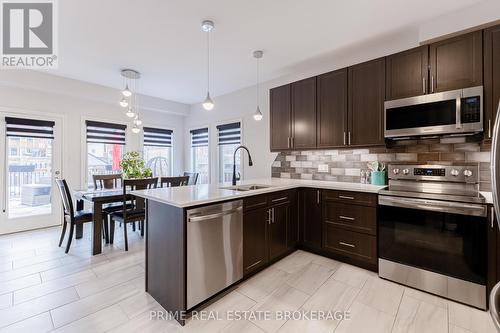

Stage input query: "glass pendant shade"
[
  {"left": 131, "top": 125, "right": 140, "bottom": 134},
  {"left": 202, "top": 92, "right": 214, "bottom": 110},
  {"left": 119, "top": 98, "right": 128, "bottom": 108},
  {"left": 126, "top": 108, "right": 135, "bottom": 118},
  {"left": 253, "top": 106, "right": 263, "bottom": 121},
  {"left": 122, "top": 84, "right": 132, "bottom": 97}
]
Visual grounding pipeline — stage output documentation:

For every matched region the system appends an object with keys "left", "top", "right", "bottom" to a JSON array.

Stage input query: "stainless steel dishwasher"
[{"left": 186, "top": 200, "right": 243, "bottom": 309}]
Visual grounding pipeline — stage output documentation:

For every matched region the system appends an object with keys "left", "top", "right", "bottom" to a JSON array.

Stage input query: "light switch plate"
[{"left": 318, "top": 164, "right": 329, "bottom": 173}]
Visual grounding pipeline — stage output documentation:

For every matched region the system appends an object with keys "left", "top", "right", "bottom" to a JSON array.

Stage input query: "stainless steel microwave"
[{"left": 384, "top": 86, "right": 483, "bottom": 139}]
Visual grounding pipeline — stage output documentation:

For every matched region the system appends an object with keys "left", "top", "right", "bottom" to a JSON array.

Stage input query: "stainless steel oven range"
[{"left": 378, "top": 164, "right": 488, "bottom": 309}]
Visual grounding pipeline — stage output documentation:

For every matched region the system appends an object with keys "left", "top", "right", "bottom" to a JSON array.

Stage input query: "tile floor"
[{"left": 0, "top": 224, "right": 496, "bottom": 333}]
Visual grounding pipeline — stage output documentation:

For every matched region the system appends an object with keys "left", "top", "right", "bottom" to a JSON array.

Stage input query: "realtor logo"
[{"left": 1, "top": 0, "right": 58, "bottom": 68}]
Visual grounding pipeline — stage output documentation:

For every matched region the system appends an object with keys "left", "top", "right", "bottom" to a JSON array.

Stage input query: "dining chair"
[
  {"left": 93, "top": 174, "right": 122, "bottom": 190},
  {"left": 160, "top": 176, "right": 189, "bottom": 188},
  {"left": 55, "top": 179, "right": 108, "bottom": 253},
  {"left": 109, "top": 178, "right": 158, "bottom": 251},
  {"left": 183, "top": 172, "right": 199, "bottom": 185},
  {"left": 92, "top": 173, "right": 129, "bottom": 233}
]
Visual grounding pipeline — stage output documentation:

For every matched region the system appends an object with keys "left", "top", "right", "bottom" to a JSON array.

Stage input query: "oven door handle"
[{"left": 378, "top": 196, "right": 487, "bottom": 217}]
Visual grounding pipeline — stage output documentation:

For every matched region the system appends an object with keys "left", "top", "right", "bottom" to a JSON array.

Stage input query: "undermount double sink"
[{"left": 220, "top": 184, "right": 273, "bottom": 192}]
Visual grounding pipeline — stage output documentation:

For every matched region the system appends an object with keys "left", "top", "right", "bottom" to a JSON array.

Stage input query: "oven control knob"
[
  {"left": 450, "top": 169, "right": 459, "bottom": 177},
  {"left": 463, "top": 169, "right": 473, "bottom": 177},
  {"left": 402, "top": 169, "right": 410, "bottom": 175},
  {"left": 393, "top": 168, "right": 400, "bottom": 175}
]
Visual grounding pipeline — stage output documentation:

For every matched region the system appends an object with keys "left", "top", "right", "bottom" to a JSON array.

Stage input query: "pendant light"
[
  {"left": 119, "top": 97, "right": 129, "bottom": 108},
  {"left": 120, "top": 69, "right": 142, "bottom": 133},
  {"left": 253, "top": 50, "right": 263, "bottom": 121},
  {"left": 201, "top": 20, "right": 215, "bottom": 110}
]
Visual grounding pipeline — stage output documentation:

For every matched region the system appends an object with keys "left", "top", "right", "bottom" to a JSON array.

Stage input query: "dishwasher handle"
[{"left": 188, "top": 207, "right": 243, "bottom": 222}]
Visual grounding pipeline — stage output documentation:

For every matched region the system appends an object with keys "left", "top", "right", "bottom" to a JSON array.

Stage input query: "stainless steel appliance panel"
[
  {"left": 186, "top": 200, "right": 243, "bottom": 309},
  {"left": 385, "top": 86, "right": 483, "bottom": 138}
]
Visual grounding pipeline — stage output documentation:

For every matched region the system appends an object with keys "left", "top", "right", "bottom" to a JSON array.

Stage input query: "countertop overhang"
[{"left": 132, "top": 178, "right": 386, "bottom": 208}]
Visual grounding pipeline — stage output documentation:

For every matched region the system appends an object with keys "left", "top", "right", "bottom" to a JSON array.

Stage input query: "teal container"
[{"left": 370, "top": 171, "right": 386, "bottom": 185}]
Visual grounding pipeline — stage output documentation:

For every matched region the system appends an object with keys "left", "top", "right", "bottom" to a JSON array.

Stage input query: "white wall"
[
  {"left": 185, "top": 28, "right": 421, "bottom": 183},
  {"left": 185, "top": 5, "right": 500, "bottom": 184},
  {"left": 0, "top": 70, "right": 189, "bottom": 190}
]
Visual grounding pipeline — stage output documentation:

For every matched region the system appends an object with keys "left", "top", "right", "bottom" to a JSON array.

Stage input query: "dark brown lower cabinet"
[
  {"left": 300, "top": 188, "right": 322, "bottom": 250},
  {"left": 243, "top": 190, "right": 297, "bottom": 277},
  {"left": 323, "top": 225, "right": 377, "bottom": 266},
  {"left": 321, "top": 190, "right": 378, "bottom": 271},
  {"left": 269, "top": 202, "right": 289, "bottom": 261},
  {"left": 243, "top": 206, "right": 269, "bottom": 276}
]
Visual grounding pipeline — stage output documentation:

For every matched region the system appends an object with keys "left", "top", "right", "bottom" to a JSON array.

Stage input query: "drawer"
[
  {"left": 243, "top": 195, "right": 268, "bottom": 211},
  {"left": 323, "top": 225, "right": 377, "bottom": 264},
  {"left": 268, "top": 190, "right": 294, "bottom": 206},
  {"left": 323, "top": 190, "right": 377, "bottom": 207},
  {"left": 323, "top": 202, "right": 376, "bottom": 235}
]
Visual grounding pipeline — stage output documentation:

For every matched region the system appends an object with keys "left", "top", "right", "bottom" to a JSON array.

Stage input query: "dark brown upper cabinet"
[
  {"left": 348, "top": 58, "right": 386, "bottom": 146},
  {"left": 429, "top": 31, "right": 483, "bottom": 93},
  {"left": 270, "top": 84, "right": 292, "bottom": 151},
  {"left": 484, "top": 24, "right": 500, "bottom": 140},
  {"left": 317, "top": 69, "right": 348, "bottom": 147},
  {"left": 386, "top": 46, "right": 429, "bottom": 100},
  {"left": 291, "top": 77, "right": 317, "bottom": 149}
]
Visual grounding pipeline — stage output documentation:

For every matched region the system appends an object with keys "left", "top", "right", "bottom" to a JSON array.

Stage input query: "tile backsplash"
[{"left": 271, "top": 137, "right": 492, "bottom": 191}]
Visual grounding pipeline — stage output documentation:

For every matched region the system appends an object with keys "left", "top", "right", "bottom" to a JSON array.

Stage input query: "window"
[
  {"left": 5, "top": 117, "right": 55, "bottom": 218},
  {"left": 86, "top": 120, "right": 126, "bottom": 188},
  {"left": 143, "top": 127, "right": 173, "bottom": 177},
  {"left": 217, "top": 122, "right": 241, "bottom": 183},
  {"left": 190, "top": 128, "right": 209, "bottom": 184}
]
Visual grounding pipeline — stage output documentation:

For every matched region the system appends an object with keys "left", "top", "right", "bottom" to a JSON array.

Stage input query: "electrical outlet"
[{"left": 318, "top": 164, "right": 329, "bottom": 173}]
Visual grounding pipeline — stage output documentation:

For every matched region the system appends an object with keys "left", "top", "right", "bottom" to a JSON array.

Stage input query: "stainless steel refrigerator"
[{"left": 490, "top": 99, "right": 500, "bottom": 331}]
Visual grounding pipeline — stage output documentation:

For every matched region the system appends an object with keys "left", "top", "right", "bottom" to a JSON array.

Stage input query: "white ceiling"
[{"left": 52, "top": 0, "right": 484, "bottom": 104}]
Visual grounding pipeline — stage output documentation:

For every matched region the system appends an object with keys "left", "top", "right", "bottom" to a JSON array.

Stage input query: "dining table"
[{"left": 73, "top": 188, "right": 132, "bottom": 255}]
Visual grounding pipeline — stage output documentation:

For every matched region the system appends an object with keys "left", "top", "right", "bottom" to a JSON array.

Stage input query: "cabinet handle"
[
  {"left": 271, "top": 196, "right": 288, "bottom": 203},
  {"left": 423, "top": 77, "right": 426, "bottom": 94},
  {"left": 287, "top": 137, "right": 290, "bottom": 149},
  {"left": 339, "top": 241, "right": 356, "bottom": 248},
  {"left": 339, "top": 195, "right": 355, "bottom": 200},
  {"left": 317, "top": 190, "right": 320, "bottom": 204},
  {"left": 339, "top": 215, "right": 355, "bottom": 221},
  {"left": 348, "top": 132, "right": 351, "bottom": 145},
  {"left": 489, "top": 119, "right": 492, "bottom": 139},
  {"left": 431, "top": 75, "right": 435, "bottom": 93},
  {"left": 491, "top": 206, "right": 495, "bottom": 229},
  {"left": 267, "top": 209, "right": 272, "bottom": 224},
  {"left": 343, "top": 132, "right": 346, "bottom": 145}
]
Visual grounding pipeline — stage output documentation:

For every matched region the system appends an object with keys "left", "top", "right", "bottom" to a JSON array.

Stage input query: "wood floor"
[{"left": 0, "top": 224, "right": 496, "bottom": 333}]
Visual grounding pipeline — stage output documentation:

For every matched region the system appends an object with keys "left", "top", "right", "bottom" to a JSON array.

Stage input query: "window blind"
[
  {"left": 86, "top": 120, "right": 126, "bottom": 145},
  {"left": 216, "top": 122, "right": 240, "bottom": 145},
  {"left": 5, "top": 117, "right": 55, "bottom": 139},
  {"left": 143, "top": 127, "right": 173, "bottom": 147},
  {"left": 190, "top": 128, "right": 209, "bottom": 147}
]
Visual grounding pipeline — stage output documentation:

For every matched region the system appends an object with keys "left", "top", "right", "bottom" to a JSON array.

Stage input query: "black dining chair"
[
  {"left": 160, "top": 176, "right": 189, "bottom": 188},
  {"left": 109, "top": 178, "right": 158, "bottom": 251},
  {"left": 183, "top": 172, "right": 199, "bottom": 185},
  {"left": 55, "top": 179, "right": 108, "bottom": 253},
  {"left": 93, "top": 174, "right": 122, "bottom": 190}
]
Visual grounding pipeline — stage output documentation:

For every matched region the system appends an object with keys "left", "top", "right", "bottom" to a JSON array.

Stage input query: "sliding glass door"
[{"left": 0, "top": 114, "right": 62, "bottom": 234}]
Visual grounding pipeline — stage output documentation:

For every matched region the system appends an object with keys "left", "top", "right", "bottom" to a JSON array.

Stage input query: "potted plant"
[
  {"left": 367, "top": 161, "right": 386, "bottom": 185},
  {"left": 119, "top": 151, "right": 153, "bottom": 179}
]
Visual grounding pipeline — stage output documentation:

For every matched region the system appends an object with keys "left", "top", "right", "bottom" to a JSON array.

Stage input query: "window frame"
[
  {"left": 81, "top": 117, "right": 128, "bottom": 188},
  {"left": 189, "top": 126, "right": 210, "bottom": 184},
  {"left": 141, "top": 125, "right": 174, "bottom": 177},
  {"left": 215, "top": 119, "right": 244, "bottom": 184}
]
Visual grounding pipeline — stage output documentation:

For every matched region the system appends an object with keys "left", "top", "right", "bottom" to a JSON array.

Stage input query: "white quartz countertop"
[{"left": 132, "top": 178, "right": 386, "bottom": 208}]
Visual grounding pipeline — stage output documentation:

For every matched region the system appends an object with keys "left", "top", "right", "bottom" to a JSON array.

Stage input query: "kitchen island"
[{"left": 133, "top": 178, "right": 385, "bottom": 325}]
